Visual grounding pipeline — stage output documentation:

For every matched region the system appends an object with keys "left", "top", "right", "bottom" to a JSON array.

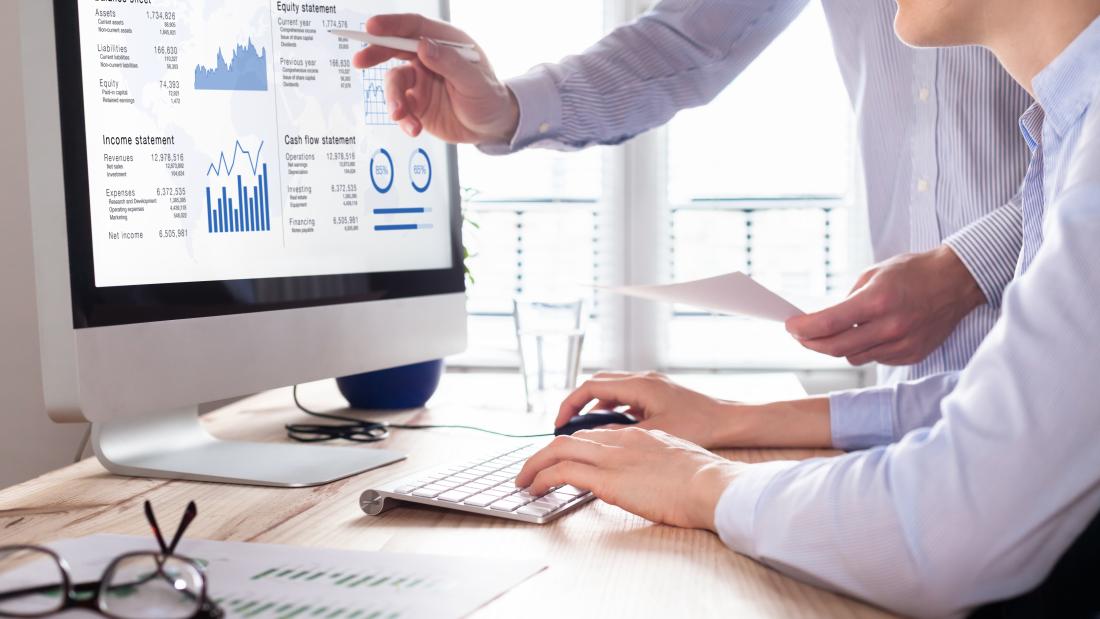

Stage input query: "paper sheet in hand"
[
  {"left": 604, "top": 272, "right": 804, "bottom": 322},
  {"left": 8, "top": 534, "right": 544, "bottom": 619}
]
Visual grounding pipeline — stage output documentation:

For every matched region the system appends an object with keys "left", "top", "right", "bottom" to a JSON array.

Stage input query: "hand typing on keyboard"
[
  {"left": 362, "top": 444, "right": 598, "bottom": 523},
  {"left": 515, "top": 428, "right": 748, "bottom": 531}
]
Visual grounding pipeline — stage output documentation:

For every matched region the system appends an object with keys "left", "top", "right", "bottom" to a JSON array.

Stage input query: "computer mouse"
[{"left": 554, "top": 410, "right": 639, "bottom": 436}]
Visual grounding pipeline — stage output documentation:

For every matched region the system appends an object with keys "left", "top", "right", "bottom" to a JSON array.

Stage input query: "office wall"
[{"left": 0, "top": 3, "right": 89, "bottom": 489}]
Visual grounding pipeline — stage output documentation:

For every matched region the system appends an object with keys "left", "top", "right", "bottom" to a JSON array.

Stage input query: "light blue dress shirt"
[
  {"left": 489, "top": 0, "right": 1032, "bottom": 387},
  {"left": 715, "top": 17, "right": 1100, "bottom": 617}
]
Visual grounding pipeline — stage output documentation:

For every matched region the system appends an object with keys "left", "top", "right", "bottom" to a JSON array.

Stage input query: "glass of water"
[{"left": 513, "top": 297, "right": 585, "bottom": 413}]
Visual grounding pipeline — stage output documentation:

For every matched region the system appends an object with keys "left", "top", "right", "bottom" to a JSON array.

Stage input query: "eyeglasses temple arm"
[
  {"left": 143, "top": 500, "right": 171, "bottom": 556},
  {"left": 166, "top": 501, "right": 198, "bottom": 555}
]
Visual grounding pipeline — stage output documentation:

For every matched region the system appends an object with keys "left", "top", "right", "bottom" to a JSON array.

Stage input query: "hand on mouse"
[
  {"left": 556, "top": 371, "right": 835, "bottom": 450},
  {"left": 555, "top": 372, "right": 729, "bottom": 448},
  {"left": 515, "top": 428, "right": 746, "bottom": 531}
]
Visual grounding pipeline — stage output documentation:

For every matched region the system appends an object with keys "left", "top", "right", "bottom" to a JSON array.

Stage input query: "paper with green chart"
[{"left": 15, "top": 535, "right": 545, "bottom": 619}]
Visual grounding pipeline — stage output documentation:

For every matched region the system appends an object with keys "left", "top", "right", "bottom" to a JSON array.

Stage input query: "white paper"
[
  {"left": 10, "top": 535, "right": 545, "bottom": 619},
  {"left": 603, "top": 271, "right": 804, "bottom": 322}
]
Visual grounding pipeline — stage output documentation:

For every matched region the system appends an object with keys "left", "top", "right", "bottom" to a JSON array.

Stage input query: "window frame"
[{"left": 453, "top": 0, "right": 870, "bottom": 374}]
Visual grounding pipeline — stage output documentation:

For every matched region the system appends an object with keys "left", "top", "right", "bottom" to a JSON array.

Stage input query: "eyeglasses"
[{"left": 0, "top": 501, "right": 222, "bottom": 619}]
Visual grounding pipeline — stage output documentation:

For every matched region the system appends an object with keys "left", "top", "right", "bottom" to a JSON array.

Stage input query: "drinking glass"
[{"left": 513, "top": 298, "right": 585, "bottom": 413}]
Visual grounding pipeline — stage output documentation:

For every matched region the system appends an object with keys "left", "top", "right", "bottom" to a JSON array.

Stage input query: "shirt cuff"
[
  {"left": 828, "top": 387, "right": 896, "bottom": 451},
  {"left": 477, "top": 67, "right": 564, "bottom": 155},
  {"left": 714, "top": 460, "right": 800, "bottom": 556},
  {"left": 942, "top": 201, "right": 1024, "bottom": 308}
]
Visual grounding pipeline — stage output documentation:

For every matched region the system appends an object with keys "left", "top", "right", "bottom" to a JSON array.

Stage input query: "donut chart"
[
  {"left": 369, "top": 148, "right": 394, "bottom": 194},
  {"left": 409, "top": 148, "right": 432, "bottom": 193}
]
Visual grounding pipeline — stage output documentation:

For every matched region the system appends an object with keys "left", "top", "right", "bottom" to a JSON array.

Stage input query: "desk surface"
[{"left": 0, "top": 373, "right": 895, "bottom": 618}]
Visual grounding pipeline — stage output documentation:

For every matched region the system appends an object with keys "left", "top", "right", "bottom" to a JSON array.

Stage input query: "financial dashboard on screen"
[{"left": 76, "top": 0, "right": 453, "bottom": 288}]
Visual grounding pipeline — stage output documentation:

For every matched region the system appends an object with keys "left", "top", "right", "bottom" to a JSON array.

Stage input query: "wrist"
[
  {"left": 713, "top": 399, "right": 832, "bottom": 449},
  {"left": 933, "top": 245, "right": 986, "bottom": 312},
  {"left": 498, "top": 86, "right": 520, "bottom": 142},
  {"left": 691, "top": 461, "right": 743, "bottom": 532}
]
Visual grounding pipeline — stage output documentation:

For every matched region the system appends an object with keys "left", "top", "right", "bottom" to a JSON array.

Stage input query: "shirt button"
[
  {"left": 918, "top": 87, "right": 931, "bottom": 102},
  {"left": 538, "top": 122, "right": 551, "bottom": 134},
  {"left": 917, "top": 178, "right": 930, "bottom": 192}
]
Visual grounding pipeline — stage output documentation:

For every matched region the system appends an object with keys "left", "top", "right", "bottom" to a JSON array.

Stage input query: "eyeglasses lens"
[
  {"left": 99, "top": 554, "right": 203, "bottom": 619},
  {"left": 0, "top": 547, "right": 66, "bottom": 616}
]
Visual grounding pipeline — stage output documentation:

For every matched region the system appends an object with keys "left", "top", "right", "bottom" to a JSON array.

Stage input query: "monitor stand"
[{"left": 90, "top": 407, "right": 405, "bottom": 487}]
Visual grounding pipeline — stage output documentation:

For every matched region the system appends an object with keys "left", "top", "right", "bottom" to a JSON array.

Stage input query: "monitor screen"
[{"left": 55, "top": 0, "right": 464, "bottom": 327}]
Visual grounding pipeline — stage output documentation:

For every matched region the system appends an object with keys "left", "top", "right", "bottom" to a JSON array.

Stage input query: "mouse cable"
[{"left": 285, "top": 384, "right": 555, "bottom": 443}]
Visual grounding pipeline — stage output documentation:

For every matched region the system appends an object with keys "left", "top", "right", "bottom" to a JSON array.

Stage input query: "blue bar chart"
[{"left": 206, "top": 141, "right": 271, "bottom": 234}]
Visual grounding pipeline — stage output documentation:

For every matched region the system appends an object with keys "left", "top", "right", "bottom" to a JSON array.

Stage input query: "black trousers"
[{"left": 971, "top": 508, "right": 1100, "bottom": 618}]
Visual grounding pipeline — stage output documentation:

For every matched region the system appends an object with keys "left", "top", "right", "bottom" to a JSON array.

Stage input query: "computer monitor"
[{"left": 3, "top": 0, "right": 467, "bottom": 486}]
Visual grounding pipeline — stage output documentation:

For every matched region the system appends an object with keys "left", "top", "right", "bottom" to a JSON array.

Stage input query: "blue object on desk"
[{"left": 337, "top": 359, "right": 444, "bottom": 410}]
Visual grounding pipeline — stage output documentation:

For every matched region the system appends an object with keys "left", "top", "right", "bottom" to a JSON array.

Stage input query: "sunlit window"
[{"left": 449, "top": 1, "right": 860, "bottom": 370}]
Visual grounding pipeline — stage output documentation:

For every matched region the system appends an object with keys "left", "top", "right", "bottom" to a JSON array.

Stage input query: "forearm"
[
  {"left": 711, "top": 397, "right": 832, "bottom": 449},
  {"left": 712, "top": 185, "right": 1100, "bottom": 617},
  {"left": 709, "top": 370, "right": 961, "bottom": 452},
  {"left": 485, "top": 0, "right": 808, "bottom": 154},
  {"left": 943, "top": 200, "right": 1024, "bottom": 308},
  {"left": 829, "top": 371, "right": 960, "bottom": 450}
]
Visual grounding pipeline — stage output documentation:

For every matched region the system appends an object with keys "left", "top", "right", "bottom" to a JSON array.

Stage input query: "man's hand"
[
  {"left": 555, "top": 372, "right": 728, "bottom": 448},
  {"left": 516, "top": 429, "right": 744, "bottom": 531},
  {"left": 785, "top": 245, "right": 987, "bottom": 366},
  {"left": 352, "top": 14, "right": 519, "bottom": 143}
]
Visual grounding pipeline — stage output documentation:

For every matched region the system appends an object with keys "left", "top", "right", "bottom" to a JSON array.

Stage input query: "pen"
[{"left": 330, "top": 29, "right": 481, "bottom": 63}]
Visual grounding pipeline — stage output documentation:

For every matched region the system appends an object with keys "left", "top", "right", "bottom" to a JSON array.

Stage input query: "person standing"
[{"left": 355, "top": 0, "right": 1032, "bottom": 390}]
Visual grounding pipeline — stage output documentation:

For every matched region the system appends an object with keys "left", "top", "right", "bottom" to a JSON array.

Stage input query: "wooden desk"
[{"left": 0, "top": 373, "right": 895, "bottom": 618}]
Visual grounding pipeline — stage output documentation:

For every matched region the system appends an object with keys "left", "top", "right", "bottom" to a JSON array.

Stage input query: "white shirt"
[
  {"left": 491, "top": 0, "right": 1032, "bottom": 386},
  {"left": 714, "top": 17, "right": 1100, "bottom": 617}
]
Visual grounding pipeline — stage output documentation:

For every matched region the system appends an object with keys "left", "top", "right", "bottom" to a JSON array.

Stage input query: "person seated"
[{"left": 513, "top": 1, "right": 1100, "bottom": 615}]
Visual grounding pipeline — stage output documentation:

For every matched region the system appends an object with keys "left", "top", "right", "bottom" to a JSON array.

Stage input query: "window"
[
  {"left": 450, "top": 0, "right": 863, "bottom": 372},
  {"left": 450, "top": 0, "right": 609, "bottom": 367},
  {"left": 664, "top": 2, "right": 858, "bottom": 369}
]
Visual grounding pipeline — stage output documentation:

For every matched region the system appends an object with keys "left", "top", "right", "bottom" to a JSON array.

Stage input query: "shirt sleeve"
[
  {"left": 713, "top": 182, "right": 1100, "bottom": 618},
  {"left": 828, "top": 372, "right": 960, "bottom": 451},
  {"left": 943, "top": 198, "right": 1024, "bottom": 308},
  {"left": 478, "top": 0, "right": 810, "bottom": 155}
]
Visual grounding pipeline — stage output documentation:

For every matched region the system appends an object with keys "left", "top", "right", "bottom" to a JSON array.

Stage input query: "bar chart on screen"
[
  {"left": 31, "top": 535, "right": 544, "bottom": 619},
  {"left": 206, "top": 140, "right": 272, "bottom": 234}
]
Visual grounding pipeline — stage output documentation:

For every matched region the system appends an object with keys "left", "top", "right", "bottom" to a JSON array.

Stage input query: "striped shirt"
[
  {"left": 489, "top": 0, "right": 1032, "bottom": 386},
  {"left": 716, "top": 16, "right": 1100, "bottom": 616}
]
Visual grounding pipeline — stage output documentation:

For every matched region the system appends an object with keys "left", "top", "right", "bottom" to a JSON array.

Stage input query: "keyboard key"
[
  {"left": 393, "top": 484, "right": 418, "bottom": 494},
  {"left": 516, "top": 504, "right": 555, "bottom": 517},
  {"left": 540, "top": 493, "right": 575, "bottom": 507},
  {"left": 484, "top": 488, "right": 514, "bottom": 497},
  {"left": 513, "top": 491, "right": 541, "bottom": 505},
  {"left": 436, "top": 491, "right": 470, "bottom": 503},
  {"left": 490, "top": 499, "right": 523, "bottom": 512},
  {"left": 412, "top": 486, "right": 447, "bottom": 498},
  {"left": 463, "top": 494, "right": 496, "bottom": 507},
  {"left": 557, "top": 485, "right": 588, "bottom": 496}
]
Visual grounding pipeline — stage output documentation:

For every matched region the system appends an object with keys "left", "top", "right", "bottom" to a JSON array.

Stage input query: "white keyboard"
[{"left": 360, "top": 443, "right": 595, "bottom": 524}]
